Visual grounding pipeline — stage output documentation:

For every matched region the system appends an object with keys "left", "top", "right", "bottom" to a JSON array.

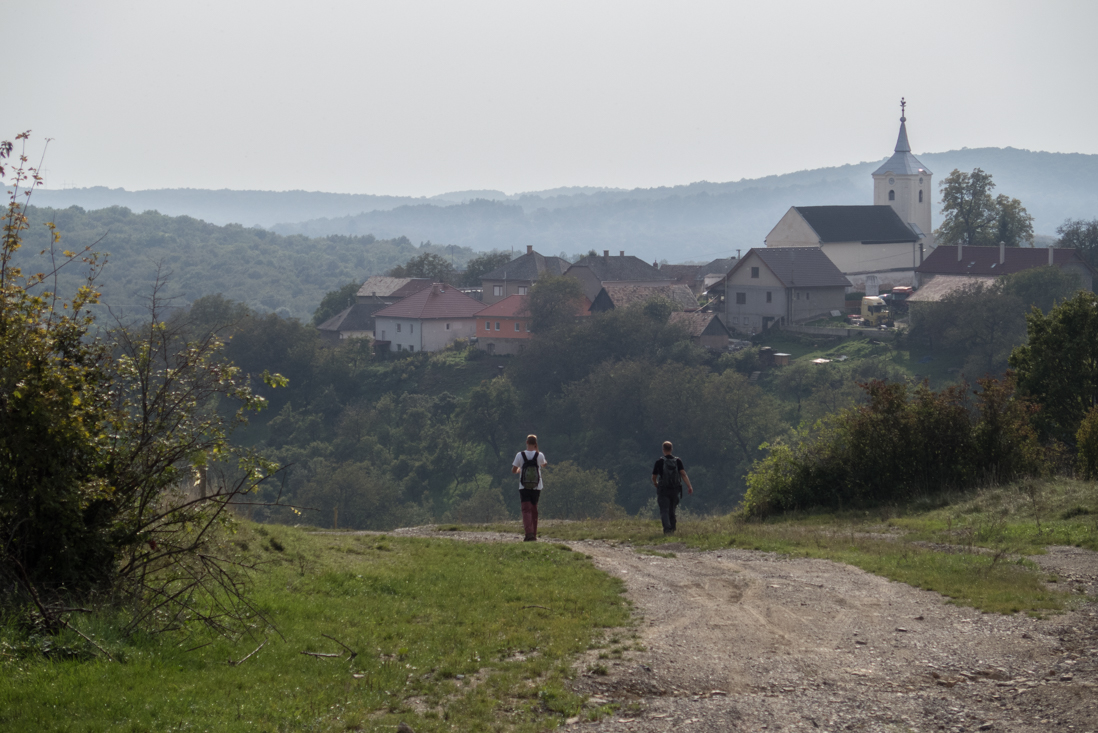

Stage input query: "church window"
[
  {"left": 888, "top": 190, "right": 895, "bottom": 201},
  {"left": 919, "top": 190, "right": 923, "bottom": 203}
]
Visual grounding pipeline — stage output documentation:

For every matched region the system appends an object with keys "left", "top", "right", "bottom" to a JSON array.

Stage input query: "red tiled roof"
[
  {"left": 374, "top": 283, "right": 485, "bottom": 320},
  {"left": 916, "top": 245, "right": 1094, "bottom": 277},
  {"left": 476, "top": 294, "right": 530, "bottom": 318}
]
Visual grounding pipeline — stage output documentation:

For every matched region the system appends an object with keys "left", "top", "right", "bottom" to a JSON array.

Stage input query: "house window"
[
  {"left": 409, "top": 323, "right": 413, "bottom": 333},
  {"left": 766, "top": 291, "right": 772, "bottom": 303},
  {"left": 732, "top": 316, "right": 739, "bottom": 324},
  {"left": 381, "top": 330, "right": 385, "bottom": 339},
  {"left": 485, "top": 320, "right": 490, "bottom": 330},
  {"left": 796, "top": 291, "right": 800, "bottom": 300},
  {"left": 396, "top": 323, "right": 401, "bottom": 332},
  {"left": 446, "top": 323, "right": 450, "bottom": 330},
  {"left": 493, "top": 285, "right": 503, "bottom": 297},
  {"left": 750, "top": 267, "right": 759, "bottom": 279},
  {"left": 735, "top": 292, "right": 746, "bottom": 305},
  {"left": 806, "top": 292, "right": 810, "bottom": 300},
  {"left": 518, "top": 286, "right": 528, "bottom": 295},
  {"left": 495, "top": 322, "right": 501, "bottom": 331},
  {"left": 919, "top": 190, "right": 923, "bottom": 203},
  {"left": 888, "top": 190, "right": 895, "bottom": 201},
  {"left": 525, "top": 323, "right": 530, "bottom": 332},
  {"left": 514, "top": 322, "right": 521, "bottom": 332}
]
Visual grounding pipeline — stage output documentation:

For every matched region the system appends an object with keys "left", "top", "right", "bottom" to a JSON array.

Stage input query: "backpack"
[
  {"left": 657, "top": 455, "right": 682, "bottom": 496},
  {"left": 520, "top": 451, "right": 541, "bottom": 490}
]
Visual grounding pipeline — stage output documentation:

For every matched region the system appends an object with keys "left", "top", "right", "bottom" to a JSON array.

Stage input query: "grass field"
[
  {"left": 486, "top": 478, "right": 1097, "bottom": 617},
  {"left": 0, "top": 526, "right": 629, "bottom": 732}
]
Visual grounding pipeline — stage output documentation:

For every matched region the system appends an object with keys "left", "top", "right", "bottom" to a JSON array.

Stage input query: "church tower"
[{"left": 872, "top": 99, "right": 933, "bottom": 248}]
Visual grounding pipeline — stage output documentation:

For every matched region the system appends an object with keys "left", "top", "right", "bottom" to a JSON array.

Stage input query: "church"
[{"left": 763, "top": 100, "right": 935, "bottom": 293}]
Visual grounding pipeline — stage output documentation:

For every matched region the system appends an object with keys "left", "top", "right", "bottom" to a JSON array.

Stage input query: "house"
[
  {"left": 565, "top": 250, "right": 671, "bottom": 302},
  {"left": 914, "top": 242, "right": 1095, "bottom": 293},
  {"left": 764, "top": 102, "right": 934, "bottom": 292},
  {"left": 479, "top": 245, "right": 570, "bottom": 305},
  {"left": 708, "top": 247, "right": 851, "bottom": 334},
  {"left": 655, "top": 259, "right": 737, "bottom": 297},
  {"left": 589, "top": 284, "right": 700, "bottom": 313},
  {"left": 316, "top": 276, "right": 433, "bottom": 344},
  {"left": 373, "top": 283, "right": 485, "bottom": 353},
  {"left": 474, "top": 295, "right": 533, "bottom": 355},
  {"left": 668, "top": 311, "right": 731, "bottom": 350}
]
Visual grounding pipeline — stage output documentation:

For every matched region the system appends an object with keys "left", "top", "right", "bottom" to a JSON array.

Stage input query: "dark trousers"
[
  {"left": 657, "top": 491, "right": 680, "bottom": 533},
  {"left": 519, "top": 489, "right": 540, "bottom": 538}
]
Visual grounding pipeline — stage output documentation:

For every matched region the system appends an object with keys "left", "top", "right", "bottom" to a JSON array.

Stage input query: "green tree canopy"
[
  {"left": 311, "top": 281, "right": 360, "bottom": 325},
  {"left": 460, "top": 251, "right": 513, "bottom": 287},
  {"left": 1056, "top": 218, "right": 1098, "bottom": 271},
  {"left": 1009, "top": 291, "right": 1098, "bottom": 444},
  {"left": 526, "top": 274, "right": 585, "bottom": 334},
  {"left": 387, "top": 252, "right": 456, "bottom": 283},
  {"left": 937, "top": 168, "right": 1033, "bottom": 247}
]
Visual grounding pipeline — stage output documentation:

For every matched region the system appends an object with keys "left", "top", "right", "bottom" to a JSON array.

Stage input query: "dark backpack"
[
  {"left": 657, "top": 455, "right": 682, "bottom": 496},
  {"left": 520, "top": 451, "right": 541, "bottom": 490}
]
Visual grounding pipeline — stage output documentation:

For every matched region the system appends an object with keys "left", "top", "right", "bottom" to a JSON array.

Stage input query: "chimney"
[
  {"left": 619, "top": 250, "right": 625, "bottom": 257},
  {"left": 957, "top": 242, "right": 962, "bottom": 261},
  {"left": 1049, "top": 244, "right": 1054, "bottom": 266},
  {"left": 526, "top": 245, "right": 533, "bottom": 255},
  {"left": 736, "top": 249, "right": 741, "bottom": 261},
  {"left": 1000, "top": 241, "right": 1005, "bottom": 265},
  {"left": 603, "top": 250, "right": 609, "bottom": 262}
]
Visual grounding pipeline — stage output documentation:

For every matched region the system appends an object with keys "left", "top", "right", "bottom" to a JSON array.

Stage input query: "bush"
[
  {"left": 1077, "top": 405, "right": 1098, "bottom": 481},
  {"left": 538, "top": 461, "right": 623, "bottom": 520}
]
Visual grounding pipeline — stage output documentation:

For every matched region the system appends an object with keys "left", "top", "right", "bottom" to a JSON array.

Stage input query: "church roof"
[
  {"left": 794, "top": 205, "right": 919, "bottom": 244},
  {"left": 873, "top": 116, "right": 932, "bottom": 177}
]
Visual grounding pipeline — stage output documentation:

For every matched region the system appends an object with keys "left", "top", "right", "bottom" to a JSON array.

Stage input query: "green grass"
[
  {"left": 482, "top": 478, "right": 1096, "bottom": 616},
  {"left": 757, "top": 331, "right": 963, "bottom": 387},
  {"left": 0, "top": 525, "right": 629, "bottom": 732}
]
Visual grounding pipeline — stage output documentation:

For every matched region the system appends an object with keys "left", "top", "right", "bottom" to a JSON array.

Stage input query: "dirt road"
[{"left": 390, "top": 528, "right": 1098, "bottom": 732}]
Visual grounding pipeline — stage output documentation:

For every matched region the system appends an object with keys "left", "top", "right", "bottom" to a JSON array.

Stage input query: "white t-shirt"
[{"left": 513, "top": 450, "right": 547, "bottom": 490}]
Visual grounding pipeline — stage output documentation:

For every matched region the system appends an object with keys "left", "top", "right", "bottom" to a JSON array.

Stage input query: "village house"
[
  {"left": 479, "top": 245, "right": 570, "bottom": 305},
  {"left": 657, "top": 258, "right": 737, "bottom": 297},
  {"left": 316, "top": 276, "right": 433, "bottom": 344},
  {"left": 565, "top": 250, "right": 672, "bottom": 302},
  {"left": 668, "top": 311, "right": 731, "bottom": 350},
  {"left": 373, "top": 283, "right": 484, "bottom": 353},
  {"left": 764, "top": 102, "right": 934, "bottom": 292},
  {"left": 913, "top": 242, "right": 1096, "bottom": 294},
  {"left": 475, "top": 295, "right": 533, "bottom": 356},
  {"left": 709, "top": 247, "right": 851, "bottom": 334}
]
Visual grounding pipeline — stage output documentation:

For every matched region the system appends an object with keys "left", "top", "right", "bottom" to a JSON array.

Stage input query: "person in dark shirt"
[{"left": 651, "top": 441, "right": 694, "bottom": 534}]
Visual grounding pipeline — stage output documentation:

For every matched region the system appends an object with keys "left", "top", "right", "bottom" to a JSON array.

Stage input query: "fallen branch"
[
  {"left": 301, "top": 651, "right": 343, "bottom": 658},
  {"left": 521, "top": 605, "right": 550, "bottom": 611},
  {"left": 321, "top": 633, "right": 358, "bottom": 662},
  {"left": 229, "top": 638, "right": 267, "bottom": 666},
  {"left": 64, "top": 621, "right": 114, "bottom": 662}
]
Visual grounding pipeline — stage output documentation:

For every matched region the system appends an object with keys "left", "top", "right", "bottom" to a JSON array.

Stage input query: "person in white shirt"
[{"left": 511, "top": 434, "right": 548, "bottom": 541}]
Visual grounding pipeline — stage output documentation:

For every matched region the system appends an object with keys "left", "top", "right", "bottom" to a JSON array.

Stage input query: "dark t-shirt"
[{"left": 652, "top": 456, "right": 685, "bottom": 476}]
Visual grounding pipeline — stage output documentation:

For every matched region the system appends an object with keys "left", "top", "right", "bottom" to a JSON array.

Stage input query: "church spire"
[{"left": 894, "top": 97, "right": 911, "bottom": 153}]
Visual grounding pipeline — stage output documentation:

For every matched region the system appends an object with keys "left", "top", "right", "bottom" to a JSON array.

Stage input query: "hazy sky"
[{"left": 5, "top": 0, "right": 1096, "bottom": 197}]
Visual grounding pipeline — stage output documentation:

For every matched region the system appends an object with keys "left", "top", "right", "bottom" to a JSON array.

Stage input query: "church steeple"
[
  {"left": 894, "top": 97, "right": 911, "bottom": 153},
  {"left": 872, "top": 98, "right": 933, "bottom": 248}
]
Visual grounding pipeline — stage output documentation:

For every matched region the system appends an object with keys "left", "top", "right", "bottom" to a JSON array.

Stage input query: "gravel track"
[{"left": 382, "top": 527, "right": 1098, "bottom": 732}]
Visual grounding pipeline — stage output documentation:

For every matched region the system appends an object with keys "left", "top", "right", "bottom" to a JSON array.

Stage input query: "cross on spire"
[{"left": 900, "top": 97, "right": 906, "bottom": 121}]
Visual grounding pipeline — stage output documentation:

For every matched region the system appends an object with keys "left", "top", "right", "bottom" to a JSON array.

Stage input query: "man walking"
[{"left": 651, "top": 441, "right": 693, "bottom": 534}]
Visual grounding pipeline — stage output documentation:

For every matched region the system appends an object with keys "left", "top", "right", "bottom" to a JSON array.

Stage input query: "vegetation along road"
[{"left": 390, "top": 524, "right": 1098, "bottom": 733}]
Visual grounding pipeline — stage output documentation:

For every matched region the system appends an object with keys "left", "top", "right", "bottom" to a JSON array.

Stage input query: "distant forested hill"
[
  {"left": 16, "top": 205, "right": 481, "bottom": 320},
  {"left": 30, "top": 147, "right": 1098, "bottom": 266}
]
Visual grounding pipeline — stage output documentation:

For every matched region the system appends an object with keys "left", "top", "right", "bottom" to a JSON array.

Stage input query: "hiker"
[
  {"left": 512, "top": 434, "right": 548, "bottom": 542},
  {"left": 651, "top": 441, "right": 694, "bottom": 534}
]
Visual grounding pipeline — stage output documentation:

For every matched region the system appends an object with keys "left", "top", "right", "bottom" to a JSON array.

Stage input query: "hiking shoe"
[{"left": 523, "top": 534, "right": 537, "bottom": 542}]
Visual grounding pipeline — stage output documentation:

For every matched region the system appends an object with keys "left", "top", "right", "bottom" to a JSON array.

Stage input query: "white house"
[{"left": 373, "top": 283, "right": 484, "bottom": 353}]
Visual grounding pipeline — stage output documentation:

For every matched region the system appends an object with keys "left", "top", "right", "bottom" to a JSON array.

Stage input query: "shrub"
[{"left": 1077, "top": 405, "right": 1098, "bottom": 480}]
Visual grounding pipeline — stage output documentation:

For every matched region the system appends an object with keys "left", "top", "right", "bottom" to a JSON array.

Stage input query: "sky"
[{"left": 5, "top": 0, "right": 1097, "bottom": 197}]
